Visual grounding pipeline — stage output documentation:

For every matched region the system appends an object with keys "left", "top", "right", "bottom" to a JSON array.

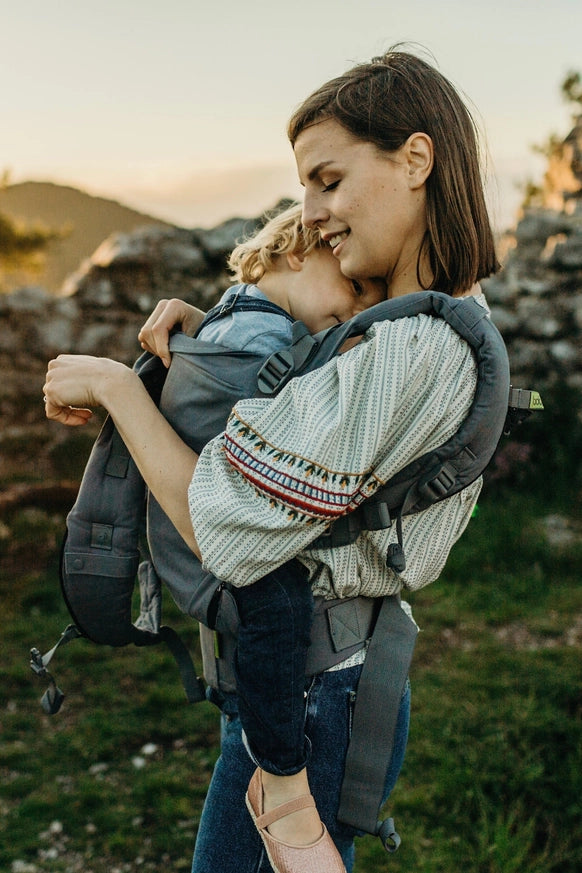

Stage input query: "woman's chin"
[{"left": 338, "top": 253, "right": 362, "bottom": 279}]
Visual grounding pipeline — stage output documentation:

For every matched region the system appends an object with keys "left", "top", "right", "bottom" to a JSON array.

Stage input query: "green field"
[{"left": 1, "top": 479, "right": 580, "bottom": 872}]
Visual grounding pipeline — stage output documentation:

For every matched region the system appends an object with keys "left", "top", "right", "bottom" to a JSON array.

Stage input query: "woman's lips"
[{"left": 327, "top": 230, "right": 349, "bottom": 254}]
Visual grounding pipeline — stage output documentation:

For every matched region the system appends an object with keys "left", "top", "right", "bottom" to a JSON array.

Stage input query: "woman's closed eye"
[{"left": 322, "top": 180, "right": 339, "bottom": 192}]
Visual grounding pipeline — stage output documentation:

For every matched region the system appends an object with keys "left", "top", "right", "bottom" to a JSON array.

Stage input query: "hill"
[{"left": 0, "top": 181, "right": 173, "bottom": 293}]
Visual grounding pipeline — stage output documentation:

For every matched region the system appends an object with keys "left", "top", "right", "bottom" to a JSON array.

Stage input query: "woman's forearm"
[{"left": 44, "top": 355, "right": 201, "bottom": 558}]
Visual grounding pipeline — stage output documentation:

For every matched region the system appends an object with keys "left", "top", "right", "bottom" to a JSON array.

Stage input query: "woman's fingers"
[
  {"left": 138, "top": 299, "right": 206, "bottom": 367},
  {"left": 44, "top": 396, "right": 93, "bottom": 426},
  {"left": 43, "top": 354, "right": 127, "bottom": 424},
  {"left": 138, "top": 299, "right": 173, "bottom": 364}
]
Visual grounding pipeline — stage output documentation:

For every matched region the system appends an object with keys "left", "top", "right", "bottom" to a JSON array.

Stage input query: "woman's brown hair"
[{"left": 288, "top": 48, "right": 500, "bottom": 294}]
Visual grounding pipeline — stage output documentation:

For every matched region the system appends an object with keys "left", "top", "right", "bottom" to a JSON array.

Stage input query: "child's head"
[
  {"left": 228, "top": 203, "right": 385, "bottom": 333},
  {"left": 228, "top": 203, "right": 321, "bottom": 284}
]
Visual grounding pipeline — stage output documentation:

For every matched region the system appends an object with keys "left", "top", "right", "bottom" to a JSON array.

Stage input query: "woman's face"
[{"left": 294, "top": 119, "right": 429, "bottom": 296}]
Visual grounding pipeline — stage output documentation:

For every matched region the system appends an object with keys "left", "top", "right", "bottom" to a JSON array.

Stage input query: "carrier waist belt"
[{"left": 305, "top": 594, "right": 388, "bottom": 676}]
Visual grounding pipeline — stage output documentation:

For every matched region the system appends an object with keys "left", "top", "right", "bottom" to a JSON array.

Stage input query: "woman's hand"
[
  {"left": 43, "top": 355, "right": 133, "bottom": 426},
  {"left": 138, "top": 298, "right": 206, "bottom": 367}
]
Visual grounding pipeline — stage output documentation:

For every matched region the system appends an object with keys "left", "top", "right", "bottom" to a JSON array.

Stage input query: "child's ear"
[
  {"left": 286, "top": 251, "right": 305, "bottom": 272},
  {"left": 404, "top": 132, "right": 433, "bottom": 189}
]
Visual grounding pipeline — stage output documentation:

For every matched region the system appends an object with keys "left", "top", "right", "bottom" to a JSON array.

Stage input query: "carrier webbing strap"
[
  {"left": 337, "top": 595, "right": 418, "bottom": 843},
  {"left": 157, "top": 627, "right": 206, "bottom": 703}
]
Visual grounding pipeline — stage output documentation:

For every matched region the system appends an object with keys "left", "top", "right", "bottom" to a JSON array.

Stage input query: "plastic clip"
[
  {"left": 418, "top": 464, "right": 456, "bottom": 502},
  {"left": 30, "top": 647, "right": 65, "bottom": 715}
]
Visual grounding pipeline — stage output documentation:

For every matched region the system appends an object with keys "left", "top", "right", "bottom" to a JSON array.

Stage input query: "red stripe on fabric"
[
  {"left": 224, "top": 437, "right": 361, "bottom": 503},
  {"left": 225, "top": 449, "right": 351, "bottom": 519}
]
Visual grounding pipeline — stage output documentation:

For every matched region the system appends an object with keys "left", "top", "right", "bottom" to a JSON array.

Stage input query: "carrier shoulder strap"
[
  {"left": 256, "top": 290, "right": 485, "bottom": 393},
  {"left": 257, "top": 291, "right": 515, "bottom": 568}
]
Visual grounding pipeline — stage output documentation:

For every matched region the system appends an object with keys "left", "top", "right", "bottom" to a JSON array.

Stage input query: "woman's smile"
[{"left": 323, "top": 230, "right": 350, "bottom": 256}]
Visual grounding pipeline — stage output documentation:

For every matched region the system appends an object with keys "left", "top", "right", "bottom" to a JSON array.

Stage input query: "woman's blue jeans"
[{"left": 191, "top": 666, "right": 411, "bottom": 873}]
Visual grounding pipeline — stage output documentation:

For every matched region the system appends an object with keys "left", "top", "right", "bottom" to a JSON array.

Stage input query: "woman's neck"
[{"left": 386, "top": 237, "right": 432, "bottom": 298}]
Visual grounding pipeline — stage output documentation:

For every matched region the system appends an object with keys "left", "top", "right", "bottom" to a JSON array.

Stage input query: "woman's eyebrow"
[{"left": 306, "top": 160, "right": 335, "bottom": 182}]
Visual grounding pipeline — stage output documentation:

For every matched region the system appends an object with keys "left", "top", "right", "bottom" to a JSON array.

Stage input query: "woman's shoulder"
[
  {"left": 359, "top": 301, "right": 479, "bottom": 398},
  {"left": 367, "top": 290, "right": 491, "bottom": 345}
]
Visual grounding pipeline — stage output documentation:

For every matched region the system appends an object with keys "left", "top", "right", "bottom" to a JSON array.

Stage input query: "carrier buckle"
[
  {"left": 30, "top": 647, "right": 65, "bottom": 714},
  {"left": 218, "top": 290, "right": 241, "bottom": 315}
]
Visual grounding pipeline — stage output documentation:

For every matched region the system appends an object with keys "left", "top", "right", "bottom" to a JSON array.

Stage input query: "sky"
[{"left": 1, "top": 0, "right": 581, "bottom": 233}]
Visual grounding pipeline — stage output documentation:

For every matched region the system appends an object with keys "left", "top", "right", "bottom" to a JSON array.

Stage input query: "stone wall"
[
  {"left": 482, "top": 115, "right": 582, "bottom": 394},
  {"left": 0, "top": 215, "right": 260, "bottom": 485},
  {"left": 483, "top": 199, "right": 582, "bottom": 392}
]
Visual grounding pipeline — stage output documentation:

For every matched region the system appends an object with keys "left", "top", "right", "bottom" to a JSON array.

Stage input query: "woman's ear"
[
  {"left": 286, "top": 250, "right": 306, "bottom": 272},
  {"left": 404, "top": 132, "right": 434, "bottom": 189}
]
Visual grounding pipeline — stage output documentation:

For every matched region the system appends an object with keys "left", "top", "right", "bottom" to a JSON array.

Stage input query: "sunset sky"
[{"left": 2, "top": 0, "right": 580, "bottom": 232}]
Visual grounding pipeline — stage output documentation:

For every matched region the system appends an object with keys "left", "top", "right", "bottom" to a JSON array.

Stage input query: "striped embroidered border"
[{"left": 224, "top": 433, "right": 371, "bottom": 519}]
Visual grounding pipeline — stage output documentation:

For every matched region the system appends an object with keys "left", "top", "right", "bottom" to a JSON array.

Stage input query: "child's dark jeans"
[{"left": 231, "top": 558, "right": 313, "bottom": 776}]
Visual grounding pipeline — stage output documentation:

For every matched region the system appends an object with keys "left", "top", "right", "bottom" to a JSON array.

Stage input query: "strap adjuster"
[
  {"left": 256, "top": 349, "right": 295, "bottom": 394},
  {"left": 417, "top": 463, "right": 456, "bottom": 501},
  {"left": 361, "top": 500, "right": 392, "bottom": 531}
]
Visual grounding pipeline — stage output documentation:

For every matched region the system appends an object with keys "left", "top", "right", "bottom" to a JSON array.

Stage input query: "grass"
[{"left": 0, "top": 488, "right": 581, "bottom": 872}]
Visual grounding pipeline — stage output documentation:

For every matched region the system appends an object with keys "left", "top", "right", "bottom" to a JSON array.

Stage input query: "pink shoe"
[{"left": 245, "top": 768, "right": 346, "bottom": 873}]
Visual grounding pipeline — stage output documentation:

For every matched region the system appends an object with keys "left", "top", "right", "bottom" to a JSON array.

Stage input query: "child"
[{"left": 140, "top": 204, "right": 385, "bottom": 871}]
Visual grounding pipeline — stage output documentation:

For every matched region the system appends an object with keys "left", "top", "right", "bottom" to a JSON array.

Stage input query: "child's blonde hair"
[{"left": 228, "top": 202, "right": 323, "bottom": 284}]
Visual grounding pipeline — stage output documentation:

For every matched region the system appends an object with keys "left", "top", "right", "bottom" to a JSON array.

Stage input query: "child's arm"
[
  {"left": 44, "top": 354, "right": 201, "bottom": 558},
  {"left": 138, "top": 298, "right": 206, "bottom": 367}
]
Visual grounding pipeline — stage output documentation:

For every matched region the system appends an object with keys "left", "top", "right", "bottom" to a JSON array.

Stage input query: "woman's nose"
[{"left": 302, "top": 191, "right": 328, "bottom": 228}]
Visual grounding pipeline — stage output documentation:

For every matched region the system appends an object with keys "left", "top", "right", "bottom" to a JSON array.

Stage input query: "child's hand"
[{"left": 138, "top": 299, "right": 206, "bottom": 367}]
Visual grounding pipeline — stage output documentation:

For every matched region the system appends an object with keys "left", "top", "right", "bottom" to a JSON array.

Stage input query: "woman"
[{"left": 44, "top": 47, "right": 501, "bottom": 873}]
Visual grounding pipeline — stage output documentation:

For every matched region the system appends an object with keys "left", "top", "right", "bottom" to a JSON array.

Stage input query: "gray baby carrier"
[{"left": 31, "top": 290, "right": 541, "bottom": 850}]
